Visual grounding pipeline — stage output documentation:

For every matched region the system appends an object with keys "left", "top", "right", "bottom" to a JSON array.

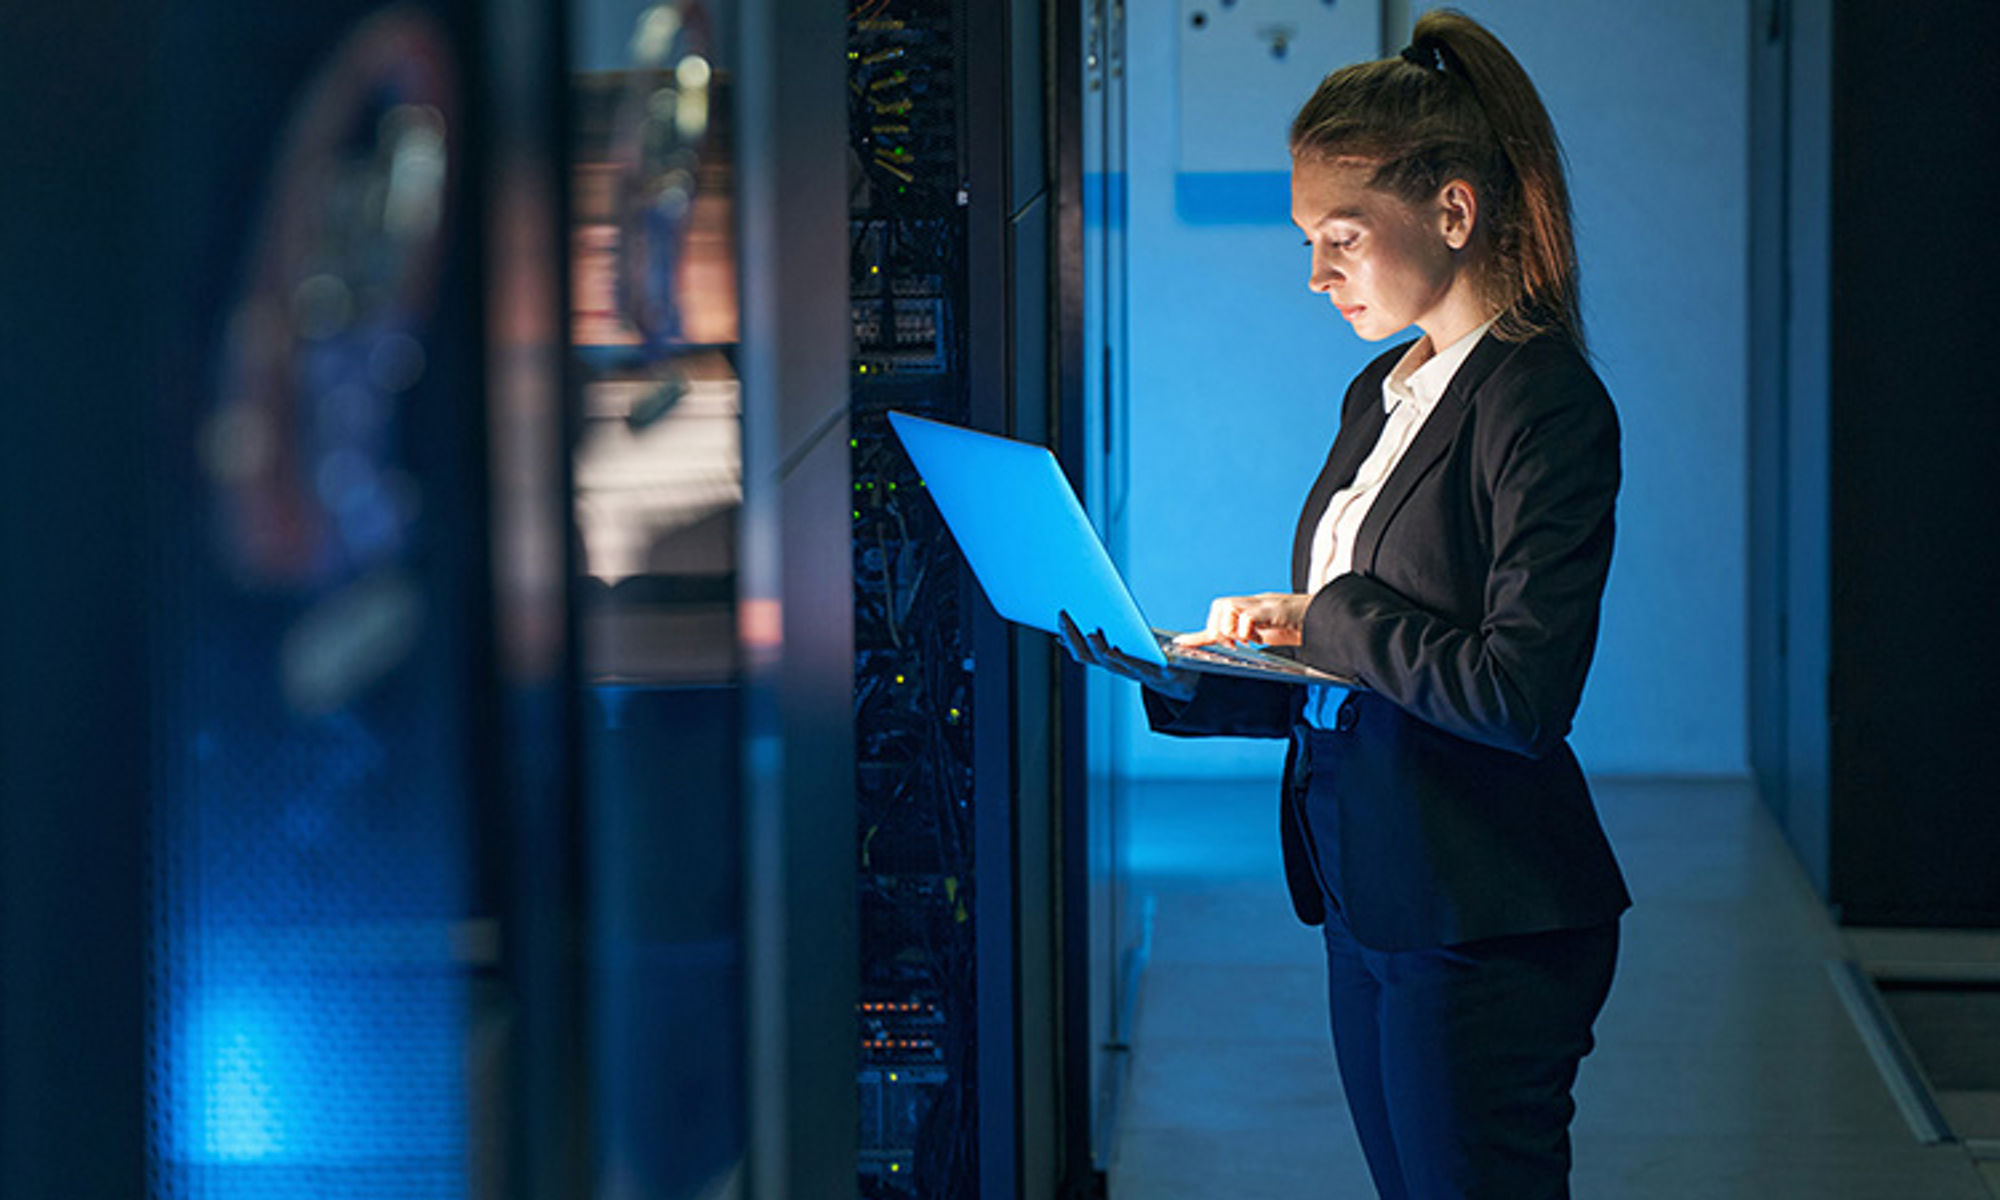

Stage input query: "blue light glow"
[{"left": 203, "top": 1023, "right": 284, "bottom": 1161}]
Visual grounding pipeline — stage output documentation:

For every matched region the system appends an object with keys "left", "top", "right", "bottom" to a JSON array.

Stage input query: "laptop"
[{"left": 887, "top": 411, "right": 1355, "bottom": 687}]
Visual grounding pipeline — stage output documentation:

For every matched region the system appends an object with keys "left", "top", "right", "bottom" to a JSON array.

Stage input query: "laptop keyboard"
[{"left": 1164, "top": 638, "right": 1322, "bottom": 678}]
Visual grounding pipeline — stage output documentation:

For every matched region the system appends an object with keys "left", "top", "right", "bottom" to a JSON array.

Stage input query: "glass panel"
[{"left": 566, "top": 1, "right": 746, "bottom": 1196}]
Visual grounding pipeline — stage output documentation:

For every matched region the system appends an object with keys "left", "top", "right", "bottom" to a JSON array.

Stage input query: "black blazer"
[{"left": 1146, "top": 331, "right": 1631, "bottom": 951}]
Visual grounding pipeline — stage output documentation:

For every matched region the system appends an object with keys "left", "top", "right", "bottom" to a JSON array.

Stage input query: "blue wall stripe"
[{"left": 1172, "top": 171, "right": 1292, "bottom": 225}]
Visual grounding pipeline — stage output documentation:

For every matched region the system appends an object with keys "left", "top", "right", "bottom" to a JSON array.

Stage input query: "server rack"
[
  {"left": 136, "top": 4, "right": 583, "bottom": 1197},
  {"left": 846, "top": 0, "right": 1096, "bottom": 1195}
]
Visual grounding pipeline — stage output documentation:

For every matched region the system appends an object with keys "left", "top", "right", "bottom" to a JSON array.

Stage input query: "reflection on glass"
[
  {"left": 152, "top": 12, "right": 474, "bottom": 1200},
  {"left": 568, "top": 1, "right": 745, "bottom": 1197},
  {"left": 572, "top": 0, "right": 740, "bottom": 683}
]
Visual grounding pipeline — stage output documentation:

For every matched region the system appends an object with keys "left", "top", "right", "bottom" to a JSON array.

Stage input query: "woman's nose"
[{"left": 1308, "top": 248, "right": 1340, "bottom": 292}]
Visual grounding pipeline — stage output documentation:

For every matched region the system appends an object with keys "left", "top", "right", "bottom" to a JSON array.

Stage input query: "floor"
[{"left": 1106, "top": 776, "right": 1998, "bottom": 1199}]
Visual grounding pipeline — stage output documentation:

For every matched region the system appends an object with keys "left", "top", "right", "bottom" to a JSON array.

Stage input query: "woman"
[{"left": 1059, "top": 10, "right": 1628, "bottom": 1199}]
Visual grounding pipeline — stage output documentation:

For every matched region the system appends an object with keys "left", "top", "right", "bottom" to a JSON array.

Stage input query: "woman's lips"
[{"left": 1336, "top": 304, "right": 1365, "bottom": 319}]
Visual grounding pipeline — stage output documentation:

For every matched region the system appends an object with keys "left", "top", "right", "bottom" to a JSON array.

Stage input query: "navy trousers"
[{"left": 1301, "top": 741, "right": 1618, "bottom": 1199}]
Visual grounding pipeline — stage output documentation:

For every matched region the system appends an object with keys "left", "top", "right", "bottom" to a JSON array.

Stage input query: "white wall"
[{"left": 1115, "top": 0, "right": 1749, "bottom": 778}]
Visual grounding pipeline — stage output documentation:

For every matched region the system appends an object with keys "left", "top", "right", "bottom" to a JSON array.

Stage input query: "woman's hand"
[
  {"left": 1176, "top": 592, "right": 1311, "bottom": 648},
  {"left": 1056, "top": 610, "right": 1198, "bottom": 702}
]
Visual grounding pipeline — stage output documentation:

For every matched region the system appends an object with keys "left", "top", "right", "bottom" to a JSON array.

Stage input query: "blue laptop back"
[{"left": 887, "top": 411, "right": 1167, "bottom": 667}]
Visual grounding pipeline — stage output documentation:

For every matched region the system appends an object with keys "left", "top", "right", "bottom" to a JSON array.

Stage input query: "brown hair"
[{"left": 1289, "top": 9, "right": 1582, "bottom": 348}]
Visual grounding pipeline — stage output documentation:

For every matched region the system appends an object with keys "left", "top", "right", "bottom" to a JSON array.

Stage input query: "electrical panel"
[
  {"left": 1176, "top": 0, "right": 1379, "bottom": 174},
  {"left": 1174, "top": 0, "right": 1378, "bottom": 222}
]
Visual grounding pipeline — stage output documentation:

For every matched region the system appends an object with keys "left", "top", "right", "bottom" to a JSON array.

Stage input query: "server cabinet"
[
  {"left": 2, "top": 4, "right": 158, "bottom": 1194},
  {"left": 845, "top": 0, "right": 1096, "bottom": 1195},
  {"left": 1074, "top": 0, "right": 1141, "bottom": 1178},
  {"left": 140, "top": 3, "right": 580, "bottom": 1196},
  {"left": 1750, "top": 0, "right": 2000, "bottom": 926},
  {"left": 1, "top": 2, "right": 583, "bottom": 1194}
]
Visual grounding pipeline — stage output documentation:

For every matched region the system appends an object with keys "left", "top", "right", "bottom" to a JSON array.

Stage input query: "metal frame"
[{"left": 736, "top": 0, "right": 860, "bottom": 1195}]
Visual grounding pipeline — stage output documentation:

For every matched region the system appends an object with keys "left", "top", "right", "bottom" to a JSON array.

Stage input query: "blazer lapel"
[
  {"left": 1351, "top": 333, "right": 1516, "bottom": 576},
  {"left": 1292, "top": 399, "right": 1388, "bottom": 591}
]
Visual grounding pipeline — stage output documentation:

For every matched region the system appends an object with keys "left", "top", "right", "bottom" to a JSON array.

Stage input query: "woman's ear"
[{"left": 1437, "top": 179, "right": 1478, "bottom": 251}]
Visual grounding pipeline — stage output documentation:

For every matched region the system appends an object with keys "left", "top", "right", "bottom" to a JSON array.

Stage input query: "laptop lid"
[{"left": 887, "top": 411, "right": 1169, "bottom": 667}]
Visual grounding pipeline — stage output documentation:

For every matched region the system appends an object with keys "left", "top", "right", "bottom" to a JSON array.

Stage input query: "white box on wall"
[{"left": 1176, "top": 0, "right": 1381, "bottom": 211}]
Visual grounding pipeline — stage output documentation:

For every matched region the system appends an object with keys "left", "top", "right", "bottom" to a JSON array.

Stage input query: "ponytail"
[{"left": 1290, "top": 9, "right": 1583, "bottom": 348}]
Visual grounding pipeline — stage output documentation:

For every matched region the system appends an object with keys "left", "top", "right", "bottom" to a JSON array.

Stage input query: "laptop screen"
[{"left": 887, "top": 411, "right": 1167, "bottom": 667}]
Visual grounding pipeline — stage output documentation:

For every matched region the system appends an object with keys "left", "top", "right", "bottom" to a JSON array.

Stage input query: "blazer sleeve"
[
  {"left": 1298, "top": 358, "right": 1619, "bottom": 758},
  {"left": 1141, "top": 672, "right": 1295, "bottom": 740}
]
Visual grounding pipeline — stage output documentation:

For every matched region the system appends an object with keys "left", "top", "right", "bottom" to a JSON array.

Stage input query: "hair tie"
[{"left": 1399, "top": 40, "right": 1448, "bottom": 74}]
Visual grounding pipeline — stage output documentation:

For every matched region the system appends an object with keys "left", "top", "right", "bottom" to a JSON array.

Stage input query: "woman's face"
[{"left": 1290, "top": 155, "right": 1475, "bottom": 344}]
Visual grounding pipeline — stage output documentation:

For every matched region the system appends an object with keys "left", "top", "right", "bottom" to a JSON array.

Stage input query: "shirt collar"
[{"left": 1382, "top": 315, "right": 1499, "bottom": 414}]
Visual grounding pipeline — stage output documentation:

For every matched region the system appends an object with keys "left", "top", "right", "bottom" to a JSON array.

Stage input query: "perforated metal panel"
[{"left": 150, "top": 655, "right": 472, "bottom": 1199}]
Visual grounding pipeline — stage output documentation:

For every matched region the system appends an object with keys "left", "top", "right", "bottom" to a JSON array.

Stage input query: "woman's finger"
[
  {"left": 1094, "top": 634, "right": 1153, "bottom": 685},
  {"left": 1204, "top": 597, "right": 1234, "bottom": 641},
  {"left": 1104, "top": 646, "right": 1196, "bottom": 701},
  {"left": 1103, "top": 647, "right": 1152, "bottom": 681},
  {"left": 1056, "top": 610, "right": 1088, "bottom": 663}
]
